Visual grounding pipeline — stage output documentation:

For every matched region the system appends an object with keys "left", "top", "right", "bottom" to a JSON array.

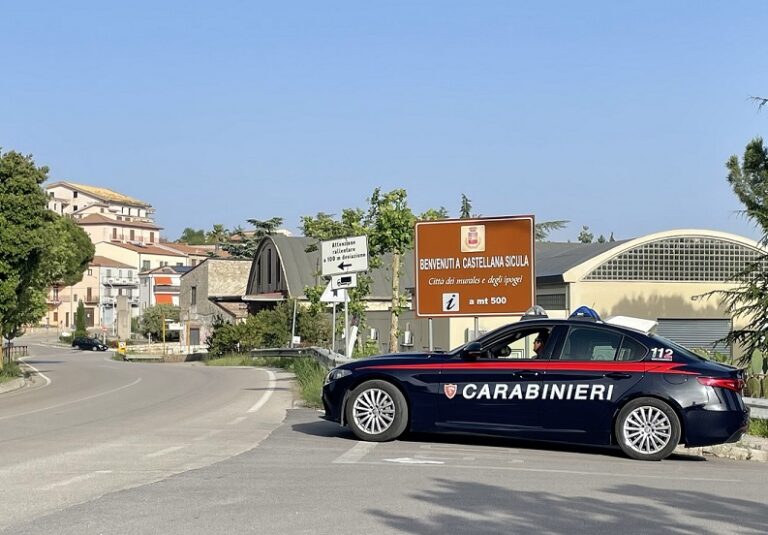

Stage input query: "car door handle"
[
  {"left": 516, "top": 371, "right": 540, "bottom": 378},
  {"left": 603, "top": 372, "right": 632, "bottom": 379}
]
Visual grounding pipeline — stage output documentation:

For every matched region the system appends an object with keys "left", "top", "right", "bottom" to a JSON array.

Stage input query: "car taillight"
[{"left": 697, "top": 376, "right": 745, "bottom": 393}]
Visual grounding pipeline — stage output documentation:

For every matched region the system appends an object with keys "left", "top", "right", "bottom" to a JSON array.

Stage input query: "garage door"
[{"left": 656, "top": 318, "right": 732, "bottom": 358}]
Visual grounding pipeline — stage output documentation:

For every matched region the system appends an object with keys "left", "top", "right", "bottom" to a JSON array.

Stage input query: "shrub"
[{"left": 748, "top": 418, "right": 768, "bottom": 438}]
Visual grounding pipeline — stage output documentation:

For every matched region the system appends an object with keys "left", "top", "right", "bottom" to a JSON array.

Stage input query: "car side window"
[
  {"left": 559, "top": 327, "right": 621, "bottom": 361},
  {"left": 617, "top": 336, "right": 648, "bottom": 361},
  {"left": 483, "top": 328, "right": 553, "bottom": 360}
]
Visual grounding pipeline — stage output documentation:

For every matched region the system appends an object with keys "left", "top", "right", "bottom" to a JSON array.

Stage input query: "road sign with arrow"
[{"left": 321, "top": 235, "right": 369, "bottom": 276}]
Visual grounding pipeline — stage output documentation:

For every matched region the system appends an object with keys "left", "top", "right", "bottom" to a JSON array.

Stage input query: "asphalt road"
[
  {"left": 0, "top": 342, "right": 293, "bottom": 533},
  {"left": 2, "top": 342, "right": 767, "bottom": 534}
]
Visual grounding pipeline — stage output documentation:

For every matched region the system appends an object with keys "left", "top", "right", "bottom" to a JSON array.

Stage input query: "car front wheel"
[
  {"left": 345, "top": 380, "right": 408, "bottom": 442},
  {"left": 615, "top": 397, "right": 681, "bottom": 461}
]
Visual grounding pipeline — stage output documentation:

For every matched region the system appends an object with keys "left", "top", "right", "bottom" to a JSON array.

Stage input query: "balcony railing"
[{"left": 103, "top": 278, "right": 138, "bottom": 287}]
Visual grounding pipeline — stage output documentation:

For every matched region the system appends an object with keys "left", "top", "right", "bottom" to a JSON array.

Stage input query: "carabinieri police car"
[{"left": 321, "top": 307, "right": 749, "bottom": 461}]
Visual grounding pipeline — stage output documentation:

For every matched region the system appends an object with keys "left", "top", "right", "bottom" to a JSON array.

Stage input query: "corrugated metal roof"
[{"left": 535, "top": 240, "right": 629, "bottom": 282}]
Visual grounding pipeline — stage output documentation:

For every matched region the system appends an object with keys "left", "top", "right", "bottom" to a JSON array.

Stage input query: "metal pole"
[
  {"left": 290, "top": 299, "right": 298, "bottom": 348},
  {"left": 428, "top": 317, "right": 433, "bottom": 352},
  {"left": 344, "top": 292, "right": 349, "bottom": 358},
  {"left": 331, "top": 303, "right": 336, "bottom": 353},
  {"left": 474, "top": 316, "right": 479, "bottom": 340}
]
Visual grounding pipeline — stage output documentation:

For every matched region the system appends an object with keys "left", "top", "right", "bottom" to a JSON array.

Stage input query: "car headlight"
[{"left": 324, "top": 368, "right": 352, "bottom": 385}]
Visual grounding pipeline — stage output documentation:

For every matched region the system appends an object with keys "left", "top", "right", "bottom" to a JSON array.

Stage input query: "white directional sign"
[
  {"left": 331, "top": 273, "right": 357, "bottom": 290},
  {"left": 321, "top": 235, "right": 369, "bottom": 276}
]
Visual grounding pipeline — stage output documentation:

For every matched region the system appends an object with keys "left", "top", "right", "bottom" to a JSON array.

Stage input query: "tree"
[
  {"left": 302, "top": 192, "right": 445, "bottom": 354},
  {"left": 597, "top": 234, "right": 607, "bottom": 244},
  {"left": 365, "top": 188, "right": 416, "bottom": 353},
  {"left": 177, "top": 228, "right": 207, "bottom": 245},
  {"left": 0, "top": 149, "right": 93, "bottom": 355},
  {"left": 708, "top": 137, "right": 768, "bottom": 369},
  {"left": 139, "top": 304, "right": 180, "bottom": 340},
  {"left": 222, "top": 217, "right": 284, "bottom": 259},
  {"left": 460, "top": 194, "right": 473, "bottom": 219},
  {"left": 578, "top": 225, "right": 594, "bottom": 243},
  {"left": 74, "top": 300, "right": 87, "bottom": 338},
  {"left": 44, "top": 216, "right": 95, "bottom": 287},
  {"left": 207, "top": 224, "right": 229, "bottom": 253},
  {"left": 534, "top": 220, "right": 569, "bottom": 241}
]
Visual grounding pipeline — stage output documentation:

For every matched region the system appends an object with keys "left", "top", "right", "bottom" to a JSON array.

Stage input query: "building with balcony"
[
  {"left": 44, "top": 256, "right": 138, "bottom": 332},
  {"left": 77, "top": 213, "right": 161, "bottom": 246}
]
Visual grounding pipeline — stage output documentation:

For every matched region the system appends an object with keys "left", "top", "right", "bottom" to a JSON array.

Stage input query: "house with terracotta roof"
[{"left": 45, "top": 181, "right": 154, "bottom": 222}]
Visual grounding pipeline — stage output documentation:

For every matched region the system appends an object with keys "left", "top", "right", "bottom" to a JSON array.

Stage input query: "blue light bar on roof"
[{"left": 570, "top": 306, "right": 601, "bottom": 321}]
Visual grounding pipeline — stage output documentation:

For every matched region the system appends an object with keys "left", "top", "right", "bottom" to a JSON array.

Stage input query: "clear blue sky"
[{"left": 2, "top": 1, "right": 766, "bottom": 242}]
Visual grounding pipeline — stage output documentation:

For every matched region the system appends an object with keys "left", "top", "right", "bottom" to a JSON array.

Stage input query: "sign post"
[
  {"left": 414, "top": 216, "right": 535, "bottom": 321},
  {"left": 321, "top": 235, "right": 369, "bottom": 357}
]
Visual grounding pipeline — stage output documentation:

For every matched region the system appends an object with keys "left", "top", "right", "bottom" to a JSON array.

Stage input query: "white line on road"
[
  {"left": 145, "top": 445, "right": 187, "bottom": 458},
  {"left": 384, "top": 457, "right": 445, "bottom": 465},
  {"left": 229, "top": 416, "right": 248, "bottom": 425},
  {"left": 333, "top": 441, "right": 379, "bottom": 464},
  {"left": 18, "top": 357, "right": 51, "bottom": 386},
  {"left": 40, "top": 470, "right": 113, "bottom": 491},
  {"left": 0, "top": 378, "right": 142, "bottom": 421},
  {"left": 247, "top": 369, "right": 277, "bottom": 413}
]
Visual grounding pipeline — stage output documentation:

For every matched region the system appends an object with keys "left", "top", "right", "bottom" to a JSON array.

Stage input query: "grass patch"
[
  {"left": 0, "top": 360, "right": 23, "bottom": 383},
  {"left": 748, "top": 418, "right": 768, "bottom": 438},
  {"left": 204, "top": 353, "right": 327, "bottom": 407},
  {"left": 291, "top": 358, "right": 326, "bottom": 408},
  {"left": 205, "top": 354, "right": 255, "bottom": 367}
]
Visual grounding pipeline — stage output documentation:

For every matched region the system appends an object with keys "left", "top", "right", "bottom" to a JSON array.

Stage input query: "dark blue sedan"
[{"left": 322, "top": 308, "right": 749, "bottom": 461}]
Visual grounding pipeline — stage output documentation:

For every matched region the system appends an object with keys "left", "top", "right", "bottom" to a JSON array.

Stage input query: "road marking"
[
  {"left": 229, "top": 416, "right": 248, "bottom": 425},
  {"left": 333, "top": 441, "right": 378, "bottom": 464},
  {"left": 384, "top": 457, "right": 445, "bottom": 465},
  {"left": 247, "top": 369, "right": 277, "bottom": 413},
  {"left": 0, "top": 378, "right": 142, "bottom": 421},
  {"left": 40, "top": 470, "right": 112, "bottom": 491},
  {"left": 18, "top": 357, "right": 51, "bottom": 386},
  {"left": 146, "top": 445, "right": 186, "bottom": 458}
]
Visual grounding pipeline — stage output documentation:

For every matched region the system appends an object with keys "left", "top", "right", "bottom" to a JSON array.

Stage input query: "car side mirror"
[{"left": 463, "top": 341, "right": 484, "bottom": 360}]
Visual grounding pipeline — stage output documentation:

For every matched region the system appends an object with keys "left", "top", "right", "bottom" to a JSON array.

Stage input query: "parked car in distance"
[{"left": 71, "top": 337, "right": 108, "bottom": 351}]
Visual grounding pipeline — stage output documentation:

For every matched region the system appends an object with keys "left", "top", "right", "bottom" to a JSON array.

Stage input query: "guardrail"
[
  {"left": 745, "top": 397, "right": 768, "bottom": 420},
  {"left": 250, "top": 347, "right": 351, "bottom": 369}
]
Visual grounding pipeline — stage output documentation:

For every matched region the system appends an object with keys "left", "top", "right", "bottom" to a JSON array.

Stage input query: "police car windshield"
[{"left": 649, "top": 334, "right": 710, "bottom": 362}]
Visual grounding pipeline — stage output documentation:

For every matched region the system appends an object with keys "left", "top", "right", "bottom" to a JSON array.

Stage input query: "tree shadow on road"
[{"left": 367, "top": 478, "right": 767, "bottom": 535}]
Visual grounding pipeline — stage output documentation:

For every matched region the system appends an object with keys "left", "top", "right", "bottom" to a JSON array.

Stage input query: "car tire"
[
  {"left": 91, "top": 346, "right": 98, "bottom": 351},
  {"left": 345, "top": 380, "right": 408, "bottom": 442},
  {"left": 615, "top": 397, "right": 681, "bottom": 461}
]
